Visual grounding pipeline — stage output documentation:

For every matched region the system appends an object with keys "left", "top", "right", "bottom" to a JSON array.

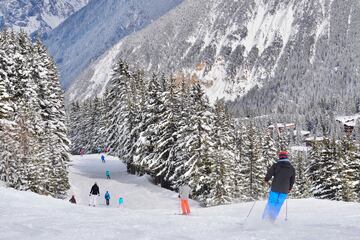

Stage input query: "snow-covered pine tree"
[
  {"left": 169, "top": 78, "right": 192, "bottom": 190},
  {"left": 68, "top": 102, "right": 82, "bottom": 154},
  {"left": 311, "top": 138, "right": 342, "bottom": 200},
  {"left": 0, "top": 29, "right": 17, "bottom": 185},
  {"left": 261, "top": 131, "right": 278, "bottom": 171},
  {"left": 11, "top": 31, "right": 43, "bottom": 191},
  {"left": 0, "top": 30, "right": 70, "bottom": 197},
  {"left": 205, "top": 99, "right": 235, "bottom": 206},
  {"left": 124, "top": 69, "right": 146, "bottom": 174},
  {"left": 338, "top": 135, "right": 358, "bottom": 202},
  {"left": 87, "top": 97, "right": 104, "bottom": 152},
  {"left": 133, "top": 73, "right": 163, "bottom": 175},
  {"left": 150, "top": 75, "right": 179, "bottom": 189},
  {"left": 277, "top": 129, "right": 290, "bottom": 152},
  {"left": 352, "top": 144, "right": 360, "bottom": 202},
  {"left": 291, "top": 151, "right": 311, "bottom": 198},
  {"left": 102, "top": 59, "right": 132, "bottom": 156},
  {"left": 241, "top": 122, "right": 266, "bottom": 200},
  {"left": 232, "top": 122, "right": 247, "bottom": 199},
  {"left": 175, "top": 83, "right": 216, "bottom": 203}
]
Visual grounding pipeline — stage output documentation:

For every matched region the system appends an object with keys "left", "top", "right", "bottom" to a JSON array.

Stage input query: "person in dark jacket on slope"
[
  {"left": 262, "top": 151, "right": 295, "bottom": 221},
  {"left": 69, "top": 195, "right": 77, "bottom": 204},
  {"left": 89, "top": 182, "right": 100, "bottom": 207}
]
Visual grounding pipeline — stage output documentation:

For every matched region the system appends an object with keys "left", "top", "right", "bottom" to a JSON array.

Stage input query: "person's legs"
[
  {"left": 263, "top": 191, "right": 279, "bottom": 221},
  {"left": 181, "top": 199, "right": 187, "bottom": 215},
  {"left": 184, "top": 200, "right": 190, "bottom": 214},
  {"left": 90, "top": 195, "right": 95, "bottom": 206},
  {"left": 93, "top": 195, "right": 97, "bottom": 207},
  {"left": 106, "top": 199, "right": 109, "bottom": 206},
  {"left": 270, "top": 193, "right": 287, "bottom": 220}
]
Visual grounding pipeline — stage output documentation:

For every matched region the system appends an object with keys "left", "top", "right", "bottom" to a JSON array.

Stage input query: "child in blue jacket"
[{"left": 105, "top": 191, "right": 110, "bottom": 206}]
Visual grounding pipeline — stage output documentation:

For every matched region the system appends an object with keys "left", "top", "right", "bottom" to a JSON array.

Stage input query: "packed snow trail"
[
  {"left": 68, "top": 154, "right": 195, "bottom": 210},
  {"left": 1, "top": 154, "right": 360, "bottom": 240}
]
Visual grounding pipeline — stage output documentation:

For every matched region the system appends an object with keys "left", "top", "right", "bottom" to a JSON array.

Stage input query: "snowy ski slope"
[{"left": 1, "top": 154, "right": 360, "bottom": 240}]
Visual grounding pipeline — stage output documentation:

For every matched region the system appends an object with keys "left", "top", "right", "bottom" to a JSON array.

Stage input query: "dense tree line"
[
  {"left": 68, "top": 60, "right": 360, "bottom": 205},
  {"left": 0, "top": 30, "right": 70, "bottom": 198}
]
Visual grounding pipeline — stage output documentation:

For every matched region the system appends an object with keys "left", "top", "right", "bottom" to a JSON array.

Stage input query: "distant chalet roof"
[
  {"left": 290, "top": 146, "right": 311, "bottom": 152},
  {"left": 293, "top": 130, "right": 311, "bottom": 136},
  {"left": 336, "top": 114, "right": 360, "bottom": 127},
  {"left": 268, "top": 123, "right": 296, "bottom": 129},
  {"left": 305, "top": 136, "right": 326, "bottom": 142}
]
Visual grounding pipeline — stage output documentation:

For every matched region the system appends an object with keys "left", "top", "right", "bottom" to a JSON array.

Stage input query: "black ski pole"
[
  {"left": 285, "top": 198, "right": 288, "bottom": 221},
  {"left": 246, "top": 199, "right": 257, "bottom": 219}
]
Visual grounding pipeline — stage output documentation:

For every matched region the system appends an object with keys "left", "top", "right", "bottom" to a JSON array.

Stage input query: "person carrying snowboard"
[
  {"left": 69, "top": 195, "right": 77, "bottom": 204},
  {"left": 101, "top": 155, "right": 105, "bottom": 163},
  {"left": 262, "top": 151, "right": 295, "bottom": 222},
  {"left": 89, "top": 182, "right": 100, "bottom": 207},
  {"left": 106, "top": 170, "right": 111, "bottom": 179},
  {"left": 179, "top": 184, "right": 191, "bottom": 215},
  {"left": 105, "top": 191, "right": 110, "bottom": 206}
]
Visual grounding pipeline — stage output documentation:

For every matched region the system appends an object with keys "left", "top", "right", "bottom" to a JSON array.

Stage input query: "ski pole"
[
  {"left": 285, "top": 198, "right": 288, "bottom": 221},
  {"left": 246, "top": 200, "right": 257, "bottom": 219}
]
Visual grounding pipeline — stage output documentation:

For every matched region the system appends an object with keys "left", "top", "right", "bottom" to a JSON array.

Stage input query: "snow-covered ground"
[{"left": 1, "top": 154, "right": 360, "bottom": 240}]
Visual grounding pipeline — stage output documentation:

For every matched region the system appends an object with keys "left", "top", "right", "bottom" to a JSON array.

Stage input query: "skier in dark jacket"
[
  {"left": 89, "top": 183, "right": 100, "bottom": 207},
  {"left": 262, "top": 151, "right": 296, "bottom": 221},
  {"left": 69, "top": 195, "right": 77, "bottom": 204}
]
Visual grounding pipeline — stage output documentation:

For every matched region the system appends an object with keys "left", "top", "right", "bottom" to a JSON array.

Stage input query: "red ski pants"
[{"left": 181, "top": 199, "right": 191, "bottom": 215}]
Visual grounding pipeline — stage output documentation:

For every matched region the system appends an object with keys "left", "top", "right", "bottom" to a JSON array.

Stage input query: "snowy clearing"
[{"left": 1, "top": 154, "right": 360, "bottom": 240}]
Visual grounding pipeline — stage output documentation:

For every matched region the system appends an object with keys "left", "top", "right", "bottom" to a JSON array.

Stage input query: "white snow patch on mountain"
[{"left": 242, "top": 0, "right": 295, "bottom": 57}]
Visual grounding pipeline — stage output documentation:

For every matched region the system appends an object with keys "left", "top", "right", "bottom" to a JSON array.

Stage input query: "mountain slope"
[
  {"left": 66, "top": 0, "right": 299, "bottom": 102},
  {"left": 0, "top": 0, "right": 89, "bottom": 38},
  {"left": 1, "top": 154, "right": 360, "bottom": 240},
  {"left": 66, "top": 0, "right": 360, "bottom": 119},
  {"left": 45, "top": 0, "right": 183, "bottom": 89}
]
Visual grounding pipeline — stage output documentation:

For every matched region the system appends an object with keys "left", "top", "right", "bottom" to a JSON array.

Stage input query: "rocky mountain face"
[
  {"left": 0, "top": 0, "right": 89, "bottom": 38},
  {"left": 44, "top": 0, "right": 183, "bottom": 89},
  {"left": 66, "top": 0, "right": 360, "bottom": 125}
]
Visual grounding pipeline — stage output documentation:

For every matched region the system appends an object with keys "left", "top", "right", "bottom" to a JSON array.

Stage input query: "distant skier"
[
  {"left": 101, "top": 155, "right": 105, "bottom": 163},
  {"left": 97, "top": 147, "right": 102, "bottom": 154},
  {"left": 69, "top": 195, "right": 77, "bottom": 204},
  {"left": 118, "top": 197, "right": 124, "bottom": 208},
  {"left": 262, "top": 151, "right": 296, "bottom": 222},
  {"left": 105, "top": 191, "right": 111, "bottom": 206},
  {"left": 106, "top": 170, "right": 111, "bottom": 179},
  {"left": 80, "top": 148, "right": 85, "bottom": 156},
  {"left": 179, "top": 184, "right": 191, "bottom": 215},
  {"left": 89, "top": 182, "right": 100, "bottom": 207}
]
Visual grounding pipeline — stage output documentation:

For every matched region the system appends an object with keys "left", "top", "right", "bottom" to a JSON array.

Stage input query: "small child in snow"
[
  {"left": 118, "top": 197, "right": 124, "bottom": 208},
  {"left": 101, "top": 155, "right": 105, "bottom": 163},
  {"left": 106, "top": 170, "right": 111, "bottom": 179},
  {"left": 69, "top": 195, "right": 76, "bottom": 204},
  {"left": 105, "top": 191, "right": 111, "bottom": 206}
]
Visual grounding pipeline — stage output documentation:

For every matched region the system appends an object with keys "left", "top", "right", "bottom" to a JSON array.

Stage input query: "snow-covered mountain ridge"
[
  {"left": 65, "top": 0, "right": 310, "bottom": 102},
  {"left": 45, "top": 0, "right": 184, "bottom": 89},
  {"left": 67, "top": 0, "right": 360, "bottom": 119},
  {"left": 0, "top": 0, "right": 89, "bottom": 38}
]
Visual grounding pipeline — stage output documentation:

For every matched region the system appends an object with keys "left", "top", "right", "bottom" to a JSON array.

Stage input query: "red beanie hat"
[{"left": 279, "top": 151, "right": 289, "bottom": 159}]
